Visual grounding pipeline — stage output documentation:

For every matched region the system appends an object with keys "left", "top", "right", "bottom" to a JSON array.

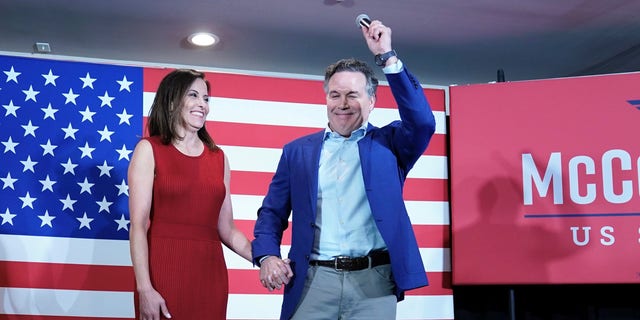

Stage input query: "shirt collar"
[{"left": 324, "top": 122, "right": 368, "bottom": 140}]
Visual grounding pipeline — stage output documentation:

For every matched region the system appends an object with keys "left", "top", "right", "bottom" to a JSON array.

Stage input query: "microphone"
[{"left": 356, "top": 13, "right": 371, "bottom": 29}]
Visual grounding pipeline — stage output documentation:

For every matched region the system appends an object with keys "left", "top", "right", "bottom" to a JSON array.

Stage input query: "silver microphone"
[{"left": 356, "top": 13, "right": 371, "bottom": 29}]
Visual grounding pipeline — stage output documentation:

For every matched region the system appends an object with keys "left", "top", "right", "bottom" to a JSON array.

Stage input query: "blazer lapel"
[{"left": 302, "top": 132, "right": 324, "bottom": 220}]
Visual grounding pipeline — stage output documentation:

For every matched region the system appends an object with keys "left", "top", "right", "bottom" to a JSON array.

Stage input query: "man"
[{"left": 252, "top": 18, "right": 435, "bottom": 320}]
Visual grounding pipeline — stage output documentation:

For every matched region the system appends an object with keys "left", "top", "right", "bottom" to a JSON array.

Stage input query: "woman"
[{"left": 128, "top": 69, "right": 251, "bottom": 319}]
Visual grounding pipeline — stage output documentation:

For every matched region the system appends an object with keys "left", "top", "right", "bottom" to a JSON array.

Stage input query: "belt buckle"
[{"left": 334, "top": 256, "right": 350, "bottom": 271}]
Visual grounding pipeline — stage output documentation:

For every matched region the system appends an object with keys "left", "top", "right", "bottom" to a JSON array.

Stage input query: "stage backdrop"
[
  {"left": 449, "top": 72, "right": 640, "bottom": 285},
  {"left": 0, "top": 53, "right": 453, "bottom": 319}
]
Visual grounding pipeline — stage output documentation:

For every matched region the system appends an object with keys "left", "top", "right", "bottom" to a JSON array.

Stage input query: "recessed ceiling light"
[{"left": 187, "top": 32, "right": 219, "bottom": 47}]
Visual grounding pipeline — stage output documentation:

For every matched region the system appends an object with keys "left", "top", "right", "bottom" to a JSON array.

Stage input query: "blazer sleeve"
[
  {"left": 251, "top": 148, "right": 292, "bottom": 265},
  {"left": 385, "top": 66, "right": 436, "bottom": 170}
]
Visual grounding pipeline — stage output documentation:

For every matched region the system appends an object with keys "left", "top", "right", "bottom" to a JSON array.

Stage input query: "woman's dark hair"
[
  {"left": 147, "top": 68, "right": 217, "bottom": 151},
  {"left": 323, "top": 58, "right": 379, "bottom": 97}
]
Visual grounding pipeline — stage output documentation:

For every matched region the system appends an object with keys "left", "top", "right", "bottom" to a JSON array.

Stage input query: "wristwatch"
[{"left": 374, "top": 50, "right": 397, "bottom": 67}]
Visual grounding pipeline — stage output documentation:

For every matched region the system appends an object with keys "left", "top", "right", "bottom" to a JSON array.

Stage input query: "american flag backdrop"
[{"left": 1, "top": 54, "right": 453, "bottom": 319}]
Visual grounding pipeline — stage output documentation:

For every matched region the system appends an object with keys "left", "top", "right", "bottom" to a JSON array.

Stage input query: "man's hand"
[
  {"left": 361, "top": 20, "right": 393, "bottom": 56},
  {"left": 259, "top": 256, "right": 294, "bottom": 291}
]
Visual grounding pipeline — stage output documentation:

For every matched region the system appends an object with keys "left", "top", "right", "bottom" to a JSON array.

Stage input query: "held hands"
[
  {"left": 138, "top": 287, "right": 171, "bottom": 320},
  {"left": 259, "top": 256, "right": 294, "bottom": 291}
]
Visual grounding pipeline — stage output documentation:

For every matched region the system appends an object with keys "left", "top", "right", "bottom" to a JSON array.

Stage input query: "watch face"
[
  {"left": 375, "top": 50, "right": 396, "bottom": 66},
  {"left": 375, "top": 54, "right": 384, "bottom": 66}
]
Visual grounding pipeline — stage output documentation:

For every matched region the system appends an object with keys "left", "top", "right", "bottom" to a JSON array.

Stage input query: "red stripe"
[
  {"left": 403, "top": 178, "right": 449, "bottom": 202},
  {"left": 143, "top": 68, "right": 446, "bottom": 111},
  {"left": 376, "top": 86, "right": 446, "bottom": 112},
  {"left": 406, "top": 272, "right": 453, "bottom": 295},
  {"left": 231, "top": 171, "right": 448, "bottom": 202},
  {"left": 235, "top": 220, "right": 447, "bottom": 248},
  {"left": 230, "top": 171, "right": 274, "bottom": 195},
  {"left": 0, "top": 261, "right": 133, "bottom": 291},
  {"left": 425, "top": 134, "right": 447, "bottom": 156},
  {"left": 208, "top": 122, "right": 321, "bottom": 150},
  {"left": 210, "top": 121, "right": 447, "bottom": 156},
  {"left": 228, "top": 269, "right": 451, "bottom": 295},
  {"left": 413, "top": 224, "right": 450, "bottom": 248}
]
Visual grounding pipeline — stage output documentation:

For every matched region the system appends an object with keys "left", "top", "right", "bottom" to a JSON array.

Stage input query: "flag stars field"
[{"left": 2, "top": 55, "right": 142, "bottom": 318}]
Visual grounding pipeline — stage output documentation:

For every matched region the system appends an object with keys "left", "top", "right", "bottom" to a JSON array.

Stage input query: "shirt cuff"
[
  {"left": 258, "top": 255, "right": 272, "bottom": 265},
  {"left": 382, "top": 59, "right": 404, "bottom": 74}
]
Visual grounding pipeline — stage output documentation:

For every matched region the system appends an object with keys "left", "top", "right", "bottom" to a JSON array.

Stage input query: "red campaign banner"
[{"left": 449, "top": 72, "right": 640, "bottom": 285}]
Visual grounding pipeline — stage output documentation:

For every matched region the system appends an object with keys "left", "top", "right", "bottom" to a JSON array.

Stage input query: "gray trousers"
[{"left": 290, "top": 264, "right": 397, "bottom": 320}]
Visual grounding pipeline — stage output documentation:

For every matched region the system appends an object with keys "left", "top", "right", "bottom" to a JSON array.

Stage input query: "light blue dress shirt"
[{"left": 312, "top": 125, "right": 387, "bottom": 260}]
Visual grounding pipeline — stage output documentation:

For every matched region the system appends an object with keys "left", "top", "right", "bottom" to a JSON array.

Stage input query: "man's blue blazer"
[{"left": 252, "top": 66, "right": 436, "bottom": 320}]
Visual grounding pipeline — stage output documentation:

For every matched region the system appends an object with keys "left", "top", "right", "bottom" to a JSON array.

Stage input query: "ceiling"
[{"left": 2, "top": 0, "right": 640, "bottom": 87}]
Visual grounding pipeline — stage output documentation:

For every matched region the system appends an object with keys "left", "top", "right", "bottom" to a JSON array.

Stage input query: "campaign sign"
[{"left": 449, "top": 72, "right": 640, "bottom": 284}]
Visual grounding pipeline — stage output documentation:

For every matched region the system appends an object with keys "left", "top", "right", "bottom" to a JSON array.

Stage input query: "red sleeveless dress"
[{"left": 135, "top": 136, "right": 228, "bottom": 319}]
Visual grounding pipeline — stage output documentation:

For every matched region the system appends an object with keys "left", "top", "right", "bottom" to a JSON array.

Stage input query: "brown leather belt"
[{"left": 309, "top": 251, "right": 390, "bottom": 271}]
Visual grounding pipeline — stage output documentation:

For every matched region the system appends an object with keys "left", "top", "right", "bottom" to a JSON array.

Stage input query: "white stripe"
[
  {"left": 1, "top": 219, "right": 449, "bottom": 270},
  {"left": 0, "top": 287, "right": 134, "bottom": 318},
  {"left": 232, "top": 195, "right": 450, "bottom": 226},
  {"left": 223, "top": 246, "right": 449, "bottom": 273},
  {"left": 408, "top": 155, "right": 448, "bottom": 179},
  {"left": 143, "top": 93, "right": 447, "bottom": 135},
  {"left": 224, "top": 246, "right": 290, "bottom": 270},
  {"left": 406, "top": 200, "right": 450, "bottom": 225},
  {"left": 0, "top": 234, "right": 131, "bottom": 266},
  {"left": 226, "top": 294, "right": 283, "bottom": 319},
  {"left": 221, "top": 145, "right": 282, "bottom": 172},
  {"left": 421, "top": 248, "right": 451, "bottom": 273},
  {"left": 369, "top": 108, "right": 447, "bottom": 135},
  {"left": 231, "top": 194, "right": 265, "bottom": 220},
  {"left": 226, "top": 294, "right": 454, "bottom": 319},
  {"left": 212, "top": 97, "right": 326, "bottom": 128},
  {"left": 223, "top": 145, "right": 448, "bottom": 180}
]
